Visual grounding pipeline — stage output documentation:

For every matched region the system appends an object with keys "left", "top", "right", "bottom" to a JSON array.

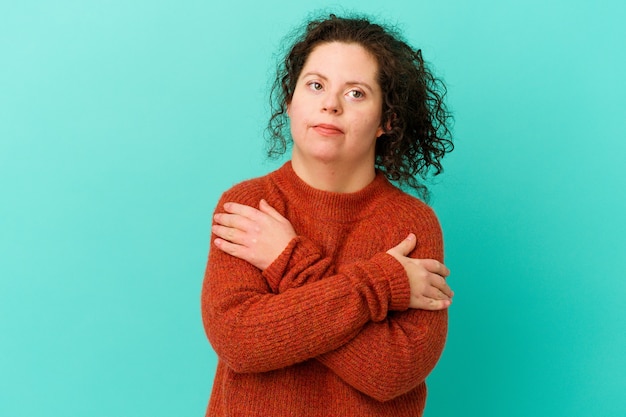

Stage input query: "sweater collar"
[{"left": 270, "top": 161, "right": 396, "bottom": 222}]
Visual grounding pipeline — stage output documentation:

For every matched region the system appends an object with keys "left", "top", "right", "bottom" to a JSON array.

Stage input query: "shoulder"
[
  {"left": 378, "top": 184, "right": 441, "bottom": 230},
  {"left": 213, "top": 163, "right": 291, "bottom": 212},
  {"left": 212, "top": 168, "right": 281, "bottom": 214},
  {"left": 373, "top": 184, "right": 444, "bottom": 260}
]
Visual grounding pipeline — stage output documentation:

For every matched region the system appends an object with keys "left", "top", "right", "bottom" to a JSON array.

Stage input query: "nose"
[{"left": 321, "top": 92, "right": 342, "bottom": 114}]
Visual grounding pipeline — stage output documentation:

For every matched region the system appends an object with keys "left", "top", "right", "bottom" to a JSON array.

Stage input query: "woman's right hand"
[
  {"left": 212, "top": 199, "right": 296, "bottom": 271},
  {"left": 386, "top": 234, "right": 453, "bottom": 310}
]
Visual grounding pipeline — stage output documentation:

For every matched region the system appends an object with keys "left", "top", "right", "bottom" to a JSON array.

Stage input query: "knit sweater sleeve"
[
  {"left": 316, "top": 205, "right": 448, "bottom": 402},
  {"left": 261, "top": 234, "right": 340, "bottom": 294},
  {"left": 201, "top": 188, "right": 411, "bottom": 374}
]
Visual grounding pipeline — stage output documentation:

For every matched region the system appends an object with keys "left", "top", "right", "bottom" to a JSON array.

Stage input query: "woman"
[{"left": 202, "top": 14, "right": 454, "bottom": 416}]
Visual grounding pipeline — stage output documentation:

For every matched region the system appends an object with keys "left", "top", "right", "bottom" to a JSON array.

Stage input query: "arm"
[
  {"left": 212, "top": 199, "right": 334, "bottom": 293},
  {"left": 207, "top": 195, "right": 452, "bottom": 400},
  {"left": 213, "top": 200, "right": 451, "bottom": 303},
  {"left": 317, "top": 208, "right": 449, "bottom": 402},
  {"left": 201, "top": 194, "right": 411, "bottom": 374},
  {"left": 317, "top": 308, "right": 448, "bottom": 402}
]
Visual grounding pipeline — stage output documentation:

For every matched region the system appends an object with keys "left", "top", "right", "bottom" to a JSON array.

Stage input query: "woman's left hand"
[{"left": 212, "top": 199, "right": 297, "bottom": 270}]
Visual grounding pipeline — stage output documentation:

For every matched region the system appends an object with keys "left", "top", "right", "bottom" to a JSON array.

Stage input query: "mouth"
[{"left": 312, "top": 123, "right": 344, "bottom": 136}]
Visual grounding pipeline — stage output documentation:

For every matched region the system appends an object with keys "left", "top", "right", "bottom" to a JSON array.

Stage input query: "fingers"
[
  {"left": 402, "top": 255, "right": 454, "bottom": 310},
  {"left": 427, "top": 272, "right": 454, "bottom": 298},
  {"left": 219, "top": 200, "right": 286, "bottom": 228},
  {"left": 387, "top": 233, "right": 417, "bottom": 258},
  {"left": 213, "top": 236, "right": 259, "bottom": 266},
  {"left": 213, "top": 236, "right": 242, "bottom": 256},
  {"left": 214, "top": 201, "right": 268, "bottom": 236},
  {"left": 409, "top": 275, "right": 453, "bottom": 310},
  {"left": 258, "top": 199, "right": 287, "bottom": 222},
  {"left": 423, "top": 284, "right": 453, "bottom": 301},
  {"left": 418, "top": 258, "right": 450, "bottom": 278},
  {"left": 223, "top": 201, "right": 257, "bottom": 215},
  {"left": 213, "top": 212, "right": 254, "bottom": 231},
  {"left": 213, "top": 204, "right": 260, "bottom": 244},
  {"left": 212, "top": 211, "right": 257, "bottom": 247},
  {"left": 415, "top": 297, "right": 452, "bottom": 311},
  {"left": 212, "top": 224, "right": 246, "bottom": 245}
]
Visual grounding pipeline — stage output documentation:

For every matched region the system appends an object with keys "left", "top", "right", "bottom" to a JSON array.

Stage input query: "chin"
[{"left": 295, "top": 143, "right": 339, "bottom": 162}]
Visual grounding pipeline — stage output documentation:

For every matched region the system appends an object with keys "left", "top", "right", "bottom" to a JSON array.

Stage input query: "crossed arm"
[
  {"left": 203, "top": 198, "right": 453, "bottom": 401},
  {"left": 212, "top": 199, "right": 453, "bottom": 310}
]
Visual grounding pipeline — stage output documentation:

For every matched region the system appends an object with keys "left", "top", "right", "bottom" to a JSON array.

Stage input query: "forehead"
[{"left": 301, "top": 42, "right": 380, "bottom": 82}]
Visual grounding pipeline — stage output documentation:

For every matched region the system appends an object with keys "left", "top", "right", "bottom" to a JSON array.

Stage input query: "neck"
[{"left": 290, "top": 153, "right": 376, "bottom": 193}]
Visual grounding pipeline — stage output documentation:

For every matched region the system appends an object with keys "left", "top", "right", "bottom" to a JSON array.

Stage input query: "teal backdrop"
[{"left": 1, "top": 0, "right": 624, "bottom": 416}]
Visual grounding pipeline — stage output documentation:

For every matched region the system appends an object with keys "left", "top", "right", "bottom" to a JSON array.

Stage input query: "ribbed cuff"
[
  {"left": 262, "top": 236, "right": 321, "bottom": 293},
  {"left": 369, "top": 252, "right": 411, "bottom": 311}
]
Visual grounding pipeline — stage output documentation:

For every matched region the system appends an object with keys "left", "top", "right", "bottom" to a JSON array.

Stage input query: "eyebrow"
[{"left": 301, "top": 71, "right": 376, "bottom": 93}]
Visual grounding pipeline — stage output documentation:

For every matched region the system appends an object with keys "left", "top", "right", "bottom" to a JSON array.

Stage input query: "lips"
[{"left": 313, "top": 123, "right": 344, "bottom": 136}]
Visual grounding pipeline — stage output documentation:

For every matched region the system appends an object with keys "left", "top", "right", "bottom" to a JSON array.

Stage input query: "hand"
[
  {"left": 386, "top": 233, "right": 453, "bottom": 310},
  {"left": 212, "top": 199, "right": 297, "bottom": 270}
]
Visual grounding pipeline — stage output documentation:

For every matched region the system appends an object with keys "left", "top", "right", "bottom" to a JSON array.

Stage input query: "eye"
[
  {"left": 307, "top": 81, "right": 323, "bottom": 91},
  {"left": 347, "top": 90, "right": 364, "bottom": 99}
]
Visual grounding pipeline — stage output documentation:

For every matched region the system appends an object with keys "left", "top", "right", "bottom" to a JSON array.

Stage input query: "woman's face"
[{"left": 287, "top": 42, "right": 384, "bottom": 170}]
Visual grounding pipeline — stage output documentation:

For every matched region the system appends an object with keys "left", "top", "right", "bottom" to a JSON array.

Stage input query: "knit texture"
[{"left": 201, "top": 162, "right": 448, "bottom": 416}]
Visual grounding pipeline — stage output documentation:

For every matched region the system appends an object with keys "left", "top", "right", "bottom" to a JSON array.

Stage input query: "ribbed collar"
[{"left": 269, "top": 161, "right": 397, "bottom": 222}]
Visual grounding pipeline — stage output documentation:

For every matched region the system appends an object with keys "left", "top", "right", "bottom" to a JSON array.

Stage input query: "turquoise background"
[{"left": 1, "top": 0, "right": 624, "bottom": 415}]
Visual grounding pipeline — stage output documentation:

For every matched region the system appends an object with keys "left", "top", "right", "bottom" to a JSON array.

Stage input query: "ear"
[{"left": 376, "top": 117, "right": 393, "bottom": 138}]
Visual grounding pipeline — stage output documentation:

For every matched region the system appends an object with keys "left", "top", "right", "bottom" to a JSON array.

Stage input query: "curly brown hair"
[{"left": 267, "top": 13, "right": 454, "bottom": 199}]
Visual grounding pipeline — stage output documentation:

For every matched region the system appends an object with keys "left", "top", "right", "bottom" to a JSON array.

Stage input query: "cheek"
[
  {"left": 357, "top": 111, "right": 384, "bottom": 137},
  {"left": 287, "top": 101, "right": 307, "bottom": 125}
]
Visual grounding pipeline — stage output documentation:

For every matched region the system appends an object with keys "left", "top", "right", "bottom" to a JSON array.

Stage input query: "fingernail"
[{"left": 406, "top": 233, "right": 415, "bottom": 241}]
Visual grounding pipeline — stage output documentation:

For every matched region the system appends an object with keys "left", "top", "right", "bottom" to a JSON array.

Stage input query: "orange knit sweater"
[{"left": 201, "top": 162, "right": 447, "bottom": 416}]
